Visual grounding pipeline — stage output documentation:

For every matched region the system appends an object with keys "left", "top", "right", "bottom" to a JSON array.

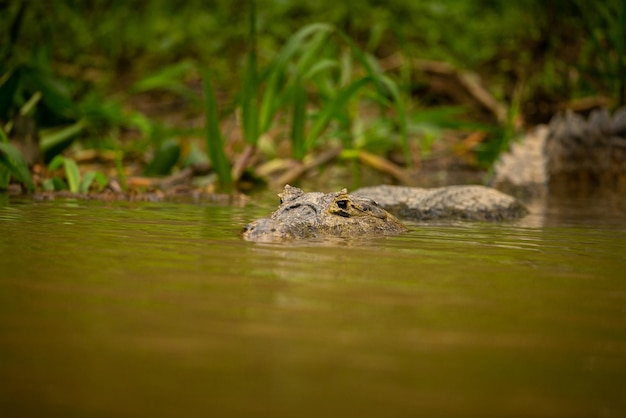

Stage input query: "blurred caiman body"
[{"left": 242, "top": 184, "right": 526, "bottom": 242}]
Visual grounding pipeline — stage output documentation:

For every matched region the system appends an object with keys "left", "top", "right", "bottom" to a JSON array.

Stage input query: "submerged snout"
[{"left": 241, "top": 218, "right": 291, "bottom": 242}]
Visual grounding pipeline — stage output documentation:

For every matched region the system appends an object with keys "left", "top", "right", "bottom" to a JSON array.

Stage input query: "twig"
[
  {"left": 380, "top": 52, "right": 508, "bottom": 124},
  {"left": 231, "top": 144, "right": 256, "bottom": 183},
  {"left": 559, "top": 96, "right": 611, "bottom": 112},
  {"left": 159, "top": 167, "right": 194, "bottom": 189},
  {"left": 273, "top": 147, "right": 342, "bottom": 186},
  {"left": 456, "top": 71, "right": 508, "bottom": 124},
  {"left": 126, "top": 167, "right": 194, "bottom": 190},
  {"left": 357, "top": 150, "right": 416, "bottom": 186},
  {"left": 256, "top": 159, "right": 299, "bottom": 177},
  {"left": 413, "top": 58, "right": 507, "bottom": 124}
]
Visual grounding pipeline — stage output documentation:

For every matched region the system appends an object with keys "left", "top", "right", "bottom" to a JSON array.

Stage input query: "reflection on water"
[{"left": 1, "top": 197, "right": 625, "bottom": 418}]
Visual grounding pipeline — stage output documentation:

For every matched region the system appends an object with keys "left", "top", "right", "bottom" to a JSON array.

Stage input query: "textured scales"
[
  {"left": 242, "top": 185, "right": 407, "bottom": 242},
  {"left": 354, "top": 185, "right": 528, "bottom": 221}
]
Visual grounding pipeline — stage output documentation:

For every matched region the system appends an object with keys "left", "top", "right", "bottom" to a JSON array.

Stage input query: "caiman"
[
  {"left": 493, "top": 106, "right": 626, "bottom": 195},
  {"left": 242, "top": 184, "right": 526, "bottom": 242},
  {"left": 241, "top": 185, "right": 407, "bottom": 242}
]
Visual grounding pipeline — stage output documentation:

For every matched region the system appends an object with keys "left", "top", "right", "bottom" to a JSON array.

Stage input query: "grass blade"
[
  {"left": 203, "top": 72, "right": 232, "bottom": 190},
  {"left": 306, "top": 76, "right": 372, "bottom": 150},
  {"left": 0, "top": 68, "right": 20, "bottom": 120},
  {"left": 277, "top": 23, "right": 334, "bottom": 68},
  {"left": 258, "top": 23, "right": 334, "bottom": 134},
  {"left": 296, "top": 30, "right": 332, "bottom": 75},
  {"left": 49, "top": 155, "right": 81, "bottom": 193},
  {"left": 336, "top": 28, "right": 411, "bottom": 166},
  {"left": 241, "top": 0, "right": 258, "bottom": 145},
  {"left": 378, "top": 74, "right": 410, "bottom": 167},
  {"left": 80, "top": 171, "right": 97, "bottom": 194},
  {"left": 24, "top": 66, "right": 76, "bottom": 119},
  {"left": 144, "top": 138, "right": 181, "bottom": 176},
  {"left": 303, "top": 59, "right": 339, "bottom": 80},
  {"left": 291, "top": 76, "right": 307, "bottom": 160},
  {"left": 40, "top": 120, "right": 85, "bottom": 152},
  {"left": 79, "top": 171, "right": 107, "bottom": 193},
  {"left": 131, "top": 60, "right": 198, "bottom": 102},
  {"left": 0, "top": 140, "right": 34, "bottom": 191},
  {"left": 115, "top": 151, "right": 127, "bottom": 192},
  {"left": 258, "top": 70, "right": 285, "bottom": 134},
  {"left": 63, "top": 157, "right": 81, "bottom": 193},
  {"left": 0, "top": 128, "right": 34, "bottom": 191},
  {"left": 0, "top": 164, "right": 10, "bottom": 189}
]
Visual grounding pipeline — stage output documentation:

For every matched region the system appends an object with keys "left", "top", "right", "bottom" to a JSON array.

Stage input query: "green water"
[{"left": 1, "top": 196, "right": 625, "bottom": 417}]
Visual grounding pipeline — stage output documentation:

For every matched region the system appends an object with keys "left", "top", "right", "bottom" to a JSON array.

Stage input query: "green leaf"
[
  {"left": 0, "top": 141, "right": 35, "bottom": 191},
  {"left": 241, "top": 0, "right": 258, "bottom": 145},
  {"left": 42, "top": 178, "right": 55, "bottom": 192},
  {"left": 132, "top": 61, "right": 195, "bottom": 92},
  {"left": 131, "top": 61, "right": 199, "bottom": 103},
  {"left": 291, "top": 76, "right": 307, "bottom": 160},
  {"left": 144, "top": 138, "right": 181, "bottom": 176},
  {"left": 23, "top": 67, "right": 76, "bottom": 119},
  {"left": 378, "top": 74, "right": 410, "bottom": 167},
  {"left": 275, "top": 23, "right": 334, "bottom": 70},
  {"left": 80, "top": 171, "right": 109, "bottom": 194},
  {"left": 48, "top": 154, "right": 65, "bottom": 171},
  {"left": 302, "top": 59, "right": 338, "bottom": 80},
  {"left": 40, "top": 120, "right": 85, "bottom": 152},
  {"left": 115, "top": 151, "right": 127, "bottom": 192},
  {"left": 0, "top": 68, "right": 20, "bottom": 120},
  {"left": 296, "top": 30, "right": 332, "bottom": 75},
  {"left": 0, "top": 164, "right": 10, "bottom": 189},
  {"left": 51, "top": 177, "right": 67, "bottom": 191},
  {"left": 203, "top": 72, "right": 232, "bottom": 190},
  {"left": 0, "top": 127, "right": 8, "bottom": 143},
  {"left": 79, "top": 171, "right": 97, "bottom": 194},
  {"left": 306, "top": 76, "right": 372, "bottom": 149},
  {"left": 20, "top": 91, "right": 42, "bottom": 117},
  {"left": 63, "top": 157, "right": 81, "bottom": 193},
  {"left": 258, "top": 23, "right": 334, "bottom": 134},
  {"left": 258, "top": 70, "right": 285, "bottom": 134},
  {"left": 48, "top": 155, "right": 81, "bottom": 193}
]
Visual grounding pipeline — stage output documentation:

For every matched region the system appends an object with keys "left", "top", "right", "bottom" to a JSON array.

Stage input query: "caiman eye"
[{"left": 336, "top": 199, "right": 348, "bottom": 210}]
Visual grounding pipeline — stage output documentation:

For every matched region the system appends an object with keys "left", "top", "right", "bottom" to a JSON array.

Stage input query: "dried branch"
[
  {"left": 380, "top": 52, "right": 508, "bottom": 124},
  {"left": 231, "top": 144, "right": 256, "bottom": 183},
  {"left": 357, "top": 150, "right": 416, "bottom": 186},
  {"left": 273, "top": 147, "right": 342, "bottom": 186}
]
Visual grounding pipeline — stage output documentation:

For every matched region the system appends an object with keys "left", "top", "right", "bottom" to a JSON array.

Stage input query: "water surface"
[{"left": 1, "top": 195, "right": 625, "bottom": 417}]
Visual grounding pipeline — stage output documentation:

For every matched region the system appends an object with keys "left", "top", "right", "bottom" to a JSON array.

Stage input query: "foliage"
[
  {"left": 242, "top": 20, "right": 409, "bottom": 160},
  {"left": 1, "top": 0, "right": 624, "bottom": 192},
  {"left": 201, "top": 12, "right": 410, "bottom": 187},
  {"left": 143, "top": 139, "right": 181, "bottom": 176},
  {"left": 572, "top": 0, "right": 626, "bottom": 105},
  {"left": 203, "top": 73, "right": 233, "bottom": 190},
  {"left": 0, "top": 129, "right": 34, "bottom": 191},
  {"left": 46, "top": 155, "right": 107, "bottom": 193}
]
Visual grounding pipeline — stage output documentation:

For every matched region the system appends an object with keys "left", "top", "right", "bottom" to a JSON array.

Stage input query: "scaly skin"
[{"left": 242, "top": 185, "right": 407, "bottom": 242}]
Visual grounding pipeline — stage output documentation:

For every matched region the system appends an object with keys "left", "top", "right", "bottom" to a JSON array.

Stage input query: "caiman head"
[{"left": 242, "top": 185, "right": 406, "bottom": 242}]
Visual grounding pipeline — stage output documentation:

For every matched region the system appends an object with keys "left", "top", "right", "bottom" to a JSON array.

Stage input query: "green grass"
[
  {"left": 203, "top": 72, "right": 233, "bottom": 191},
  {"left": 1, "top": 0, "right": 624, "bottom": 193},
  {"left": 0, "top": 141, "right": 34, "bottom": 191},
  {"left": 47, "top": 155, "right": 107, "bottom": 193},
  {"left": 240, "top": 17, "right": 409, "bottom": 161},
  {"left": 201, "top": 11, "right": 412, "bottom": 186}
]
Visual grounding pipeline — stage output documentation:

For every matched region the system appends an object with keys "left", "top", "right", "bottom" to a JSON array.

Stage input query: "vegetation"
[{"left": 0, "top": 0, "right": 624, "bottom": 194}]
